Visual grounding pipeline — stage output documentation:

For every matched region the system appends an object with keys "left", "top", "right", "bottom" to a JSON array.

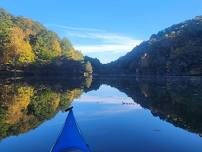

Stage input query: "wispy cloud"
[
  {"left": 70, "top": 31, "right": 142, "bottom": 53},
  {"left": 74, "top": 95, "right": 138, "bottom": 104},
  {"left": 46, "top": 24, "right": 104, "bottom": 32},
  {"left": 46, "top": 24, "right": 142, "bottom": 54}
]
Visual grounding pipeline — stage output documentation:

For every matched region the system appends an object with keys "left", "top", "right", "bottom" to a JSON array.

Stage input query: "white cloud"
[
  {"left": 74, "top": 95, "right": 136, "bottom": 104},
  {"left": 71, "top": 32, "right": 142, "bottom": 53},
  {"left": 75, "top": 44, "right": 139, "bottom": 53},
  {"left": 46, "top": 24, "right": 104, "bottom": 32},
  {"left": 68, "top": 30, "right": 142, "bottom": 53},
  {"left": 46, "top": 24, "right": 142, "bottom": 54}
]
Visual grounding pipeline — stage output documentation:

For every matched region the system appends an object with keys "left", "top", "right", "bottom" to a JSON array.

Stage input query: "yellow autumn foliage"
[
  {"left": 49, "top": 92, "right": 61, "bottom": 111},
  {"left": 52, "top": 40, "right": 62, "bottom": 56},
  {"left": 8, "top": 27, "right": 35, "bottom": 64},
  {"left": 66, "top": 89, "right": 83, "bottom": 103},
  {"left": 2, "top": 85, "right": 34, "bottom": 124}
]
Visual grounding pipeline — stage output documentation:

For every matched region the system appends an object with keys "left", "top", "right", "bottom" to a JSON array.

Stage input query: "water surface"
[{"left": 0, "top": 77, "right": 202, "bottom": 152}]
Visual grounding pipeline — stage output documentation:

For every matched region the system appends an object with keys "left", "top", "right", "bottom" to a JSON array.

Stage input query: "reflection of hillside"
[
  {"left": 93, "top": 77, "right": 202, "bottom": 136},
  {"left": 1, "top": 76, "right": 201, "bottom": 140},
  {"left": 0, "top": 84, "right": 34, "bottom": 125},
  {"left": 0, "top": 77, "right": 91, "bottom": 140}
]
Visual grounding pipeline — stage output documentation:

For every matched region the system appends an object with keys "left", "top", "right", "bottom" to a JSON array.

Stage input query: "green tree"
[
  {"left": 32, "top": 30, "right": 62, "bottom": 61},
  {"left": 61, "top": 38, "right": 83, "bottom": 61},
  {"left": 61, "top": 38, "right": 74, "bottom": 57}
]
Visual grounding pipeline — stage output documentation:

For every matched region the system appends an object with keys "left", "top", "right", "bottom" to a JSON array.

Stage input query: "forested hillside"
[
  {"left": 0, "top": 9, "right": 92, "bottom": 76},
  {"left": 100, "top": 16, "right": 202, "bottom": 76},
  {"left": 2, "top": 8, "right": 201, "bottom": 76}
]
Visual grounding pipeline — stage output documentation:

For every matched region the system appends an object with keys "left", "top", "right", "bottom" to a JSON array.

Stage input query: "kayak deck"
[{"left": 51, "top": 109, "right": 91, "bottom": 152}]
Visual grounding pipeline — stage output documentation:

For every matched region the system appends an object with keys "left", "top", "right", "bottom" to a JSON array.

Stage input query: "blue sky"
[{"left": 1, "top": 0, "right": 202, "bottom": 63}]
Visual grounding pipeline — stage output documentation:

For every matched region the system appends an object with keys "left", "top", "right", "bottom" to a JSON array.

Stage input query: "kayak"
[{"left": 51, "top": 108, "right": 91, "bottom": 152}]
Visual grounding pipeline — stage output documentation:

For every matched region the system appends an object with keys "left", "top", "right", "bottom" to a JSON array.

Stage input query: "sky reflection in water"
[{"left": 0, "top": 80, "right": 202, "bottom": 152}]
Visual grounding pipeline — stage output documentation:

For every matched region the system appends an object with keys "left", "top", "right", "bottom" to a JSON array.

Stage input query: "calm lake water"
[{"left": 0, "top": 76, "right": 202, "bottom": 152}]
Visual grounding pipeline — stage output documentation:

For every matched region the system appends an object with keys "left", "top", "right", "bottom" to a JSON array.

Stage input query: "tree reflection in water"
[
  {"left": 0, "top": 76, "right": 92, "bottom": 140},
  {"left": 0, "top": 76, "right": 202, "bottom": 141},
  {"left": 91, "top": 76, "right": 202, "bottom": 137}
]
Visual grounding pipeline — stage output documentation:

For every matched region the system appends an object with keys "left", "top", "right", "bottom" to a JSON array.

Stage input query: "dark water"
[{"left": 0, "top": 76, "right": 202, "bottom": 152}]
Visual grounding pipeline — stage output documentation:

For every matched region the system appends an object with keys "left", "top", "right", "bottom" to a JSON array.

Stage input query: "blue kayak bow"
[{"left": 51, "top": 108, "right": 91, "bottom": 152}]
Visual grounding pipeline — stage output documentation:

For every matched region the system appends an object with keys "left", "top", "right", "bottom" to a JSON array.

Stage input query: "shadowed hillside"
[{"left": 87, "top": 16, "right": 202, "bottom": 76}]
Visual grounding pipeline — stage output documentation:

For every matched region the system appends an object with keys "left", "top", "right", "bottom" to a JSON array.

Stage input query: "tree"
[
  {"left": 9, "top": 27, "right": 35, "bottom": 64},
  {"left": 61, "top": 38, "right": 83, "bottom": 61},
  {"left": 85, "top": 61, "right": 93, "bottom": 74},
  {"left": 0, "top": 26, "right": 35, "bottom": 65},
  {"left": 32, "top": 30, "right": 62, "bottom": 61},
  {"left": 73, "top": 50, "right": 84, "bottom": 61},
  {"left": 61, "top": 38, "right": 74, "bottom": 58},
  {"left": 0, "top": 26, "right": 11, "bottom": 64}
]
